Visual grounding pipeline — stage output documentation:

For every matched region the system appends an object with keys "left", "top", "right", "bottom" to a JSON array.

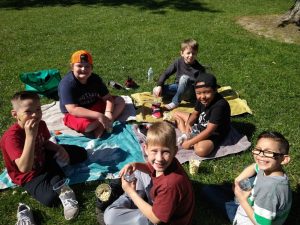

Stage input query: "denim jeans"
[{"left": 162, "top": 75, "right": 195, "bottom": 105}]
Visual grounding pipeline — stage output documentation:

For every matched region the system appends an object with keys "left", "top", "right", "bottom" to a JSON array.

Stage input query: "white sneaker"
[
  {"left": 165, "top": 102, "right": 178, "bottom": 110},
  {"left": 59, "top": 186, "right": 79, "bottom": 220},
  {"left": 15, "top": 203, "right": 36, "bottom": 225}
]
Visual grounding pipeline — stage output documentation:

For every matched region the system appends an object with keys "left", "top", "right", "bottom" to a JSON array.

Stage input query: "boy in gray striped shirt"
[{"left": 233, "top": 131, "right": 292, "bottom": 225}]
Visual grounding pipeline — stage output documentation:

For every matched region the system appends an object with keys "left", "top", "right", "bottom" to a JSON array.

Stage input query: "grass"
[{"left": 0, "top": 0, "right": 299, "bottom": 224}]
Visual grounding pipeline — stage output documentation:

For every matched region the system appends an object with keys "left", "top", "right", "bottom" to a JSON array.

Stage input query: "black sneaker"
[{"left": 125, "top": 77, "right": 138, "bottom": 89}]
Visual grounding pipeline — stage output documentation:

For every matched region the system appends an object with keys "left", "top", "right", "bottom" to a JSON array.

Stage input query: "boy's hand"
[
  {"left": 153, "top": 86, "right": 162, "bottom": 97},
  {"left": 119, "top": 163, "right": 136, "bottom": 177},
  {"left": 185, "top": 124, "right": 192, "bottom": 134},
  {"left": 121, "top": 175, "right": 136, "bottom": 193},
  {"left": 182, "top": 140, "right": 191, "bottom": 149},
  {"left": 104, "top": 111, "right": 113, "bottom": 121},
  {"left": 97, "top": 113, "right": 112, "bottom": 130},
  {"left": 24, "top": 119, "right": 39, "bottom": 138},
  {"left": 234, "top": 181, "right": 251, "bottom": 203}
]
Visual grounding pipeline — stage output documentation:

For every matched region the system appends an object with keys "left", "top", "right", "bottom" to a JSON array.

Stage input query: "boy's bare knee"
[{"left": 194, "top": 142, "right": 214, "bottom": 157}]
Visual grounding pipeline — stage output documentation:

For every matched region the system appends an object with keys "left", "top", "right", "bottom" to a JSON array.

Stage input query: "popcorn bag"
[{"left": 189, "top": 158, "right": 201, "bottom": 175}]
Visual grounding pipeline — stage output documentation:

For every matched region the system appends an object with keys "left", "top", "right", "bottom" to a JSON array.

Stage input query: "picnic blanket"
[
  {"left": 131, "top": 86, "right": 252, "bottom": 123},
  {"left": 0, "top": 96, "right": 140, "bottom": 190},
  {"left": 175, "top": 126, "right": 251, "bottom": 163},
  {"left": 0, "top": 122, "right": 145, "bottom": 190},
  {"left": 136, "top": 123, "right": 251, "bottom": 164}
]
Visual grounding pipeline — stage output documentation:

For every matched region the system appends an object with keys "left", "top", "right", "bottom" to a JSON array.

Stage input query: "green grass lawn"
[{"left": 0, "top": 0, "right": 299, "bottom": 224}]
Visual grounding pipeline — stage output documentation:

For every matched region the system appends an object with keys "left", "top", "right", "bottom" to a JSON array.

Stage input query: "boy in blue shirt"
[{"left": 58, "top": 50, "right": 125, "bottom": 138}]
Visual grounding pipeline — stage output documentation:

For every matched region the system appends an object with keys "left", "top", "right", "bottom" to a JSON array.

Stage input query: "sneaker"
[
  {"left": 59, "top": 186, "right": 79, "bottom": 220},
  {"left": 16, "top": 203, "right": 36, "bottom": 225},
  {"left": 108, "top": 81, "right": 124, "bottom": 90},
  {"left": 164, "top": 102, "right": 178, "bottom": 111},
  {"left": 151, "top": 103, "right": 162, "bottom": 119},
  {"left": 124, "top": 77, "right": 138, "bottom": 89}
]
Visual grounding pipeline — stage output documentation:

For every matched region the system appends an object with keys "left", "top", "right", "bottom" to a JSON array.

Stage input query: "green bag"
[{"left": 20, "top": 69, "right": 61, "bottom": 96}]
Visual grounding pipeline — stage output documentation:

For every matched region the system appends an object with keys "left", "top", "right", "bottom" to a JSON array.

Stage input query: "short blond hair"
[
  {"left": 181, "top": 38, "right": 199, "bottom": 52},
  {"left": 146, "top": 122, "right": 177, "bottom": 152}
]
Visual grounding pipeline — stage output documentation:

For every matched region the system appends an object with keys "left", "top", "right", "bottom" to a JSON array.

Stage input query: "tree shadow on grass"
[
  {"left": 192, "top": 180, "right": 231, "bottom": 225},
  {"left": 285, "top": 184, "right": 300, "bottom": 225},
  {"left": 0, "top": 0, "right": 221, "bottom": 13},
  {"left": 192, "top": 181, "right": 299, "bottom": 225}
]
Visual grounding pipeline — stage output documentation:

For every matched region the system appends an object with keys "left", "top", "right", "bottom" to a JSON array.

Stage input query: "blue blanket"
[{"left": 0, "top": 122, "right": 145, "bottom": 190}]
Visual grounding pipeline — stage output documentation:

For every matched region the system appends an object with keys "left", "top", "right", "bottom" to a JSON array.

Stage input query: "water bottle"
[
  {"left": 147, "top": 67, "right": 153, "bottom": 82},
  {"left": 124, "top": 172, "right": 136, "bottom": 182},
  {"left": 239, "top": 178, "right": 252, "bottom": 191}
]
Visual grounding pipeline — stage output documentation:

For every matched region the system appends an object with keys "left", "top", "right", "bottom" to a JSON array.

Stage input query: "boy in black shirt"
[{"left": 174, "top": 73, "right": 231, "bottom": 157}]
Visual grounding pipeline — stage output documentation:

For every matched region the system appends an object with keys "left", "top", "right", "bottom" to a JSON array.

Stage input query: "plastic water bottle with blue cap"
[{"left": 147, "top": 67, "right": 153, "bottom": 82}]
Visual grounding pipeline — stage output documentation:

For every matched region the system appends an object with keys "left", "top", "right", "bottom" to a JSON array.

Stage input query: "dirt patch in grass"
[{"left": 236, "top": 15, "right": 300, "bottom": 45}]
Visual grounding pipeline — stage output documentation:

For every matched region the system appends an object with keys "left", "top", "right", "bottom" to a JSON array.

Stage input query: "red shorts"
[{"left": 63, "top": 100, "right": 106, "bottom": 133}]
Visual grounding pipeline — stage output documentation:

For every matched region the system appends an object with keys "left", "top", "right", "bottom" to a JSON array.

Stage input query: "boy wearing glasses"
[
  {"left": 100, "top": 122, "right": 195, "bottom": 225},
  {"left": 201, "top": 131, "right": 292, "bottom": 225}
]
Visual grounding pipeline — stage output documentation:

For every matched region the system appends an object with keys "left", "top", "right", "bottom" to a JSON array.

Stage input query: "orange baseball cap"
[{"left": 71, "top": 50, "right": 93, "bottom": 64}]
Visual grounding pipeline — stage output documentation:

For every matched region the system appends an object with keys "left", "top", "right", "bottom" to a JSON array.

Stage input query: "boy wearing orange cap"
[{"left": 58, "top": 50, "right": 125, "bottom": 138}]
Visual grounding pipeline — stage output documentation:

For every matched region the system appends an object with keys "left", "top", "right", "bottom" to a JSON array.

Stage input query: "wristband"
[{"left": 105, "top": 111, "right": 112, "bottom": 113}]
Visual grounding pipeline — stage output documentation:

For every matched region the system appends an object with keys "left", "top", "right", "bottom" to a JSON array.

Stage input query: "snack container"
[
  {"left": 189, "top": 158, "right": 201, "bottom": 175},
  {"left": 95, "top": 183, "right": 112, "bottom": 202}
]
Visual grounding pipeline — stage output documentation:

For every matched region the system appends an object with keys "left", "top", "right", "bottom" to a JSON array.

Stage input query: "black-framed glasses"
[{"left": 252, "top": 148, "right": 284, "bottom": 159}]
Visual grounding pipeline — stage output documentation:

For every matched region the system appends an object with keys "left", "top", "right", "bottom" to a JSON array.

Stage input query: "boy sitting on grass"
[
  {"left": 152, "top": 38, "right": 206, "bottom": 110},
  {"left": 174, "top": 72, "right": 231, "bottom": 157},
  {"left": 100, "top": 121, "right": 195, "bottom": 225},
  {"left": 0, "top": 91, "right": 87, "bottom": 221},
  {"left": 202, "top": 131, "right": 292, "bottom": 225},
  {"left": 58, "top": 50, "right": 125, "bottom": 138}
]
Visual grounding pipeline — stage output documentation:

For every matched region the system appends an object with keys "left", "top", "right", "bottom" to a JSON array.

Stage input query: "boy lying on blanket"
[
  {"left": 0, "top": 91, "right": 87, "bottom": 221},
  {"left": 174, "top": 73, "right": 231, "bottom": 157}
]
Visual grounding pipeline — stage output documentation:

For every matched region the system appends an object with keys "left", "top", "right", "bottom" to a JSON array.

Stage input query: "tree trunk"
[{"left": 278, "top": 0, "right": 300, "bottom": 27}]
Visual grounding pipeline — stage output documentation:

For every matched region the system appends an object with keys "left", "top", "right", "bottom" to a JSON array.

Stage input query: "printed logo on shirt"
[
  {"left": 198, "top": 112, "right": 208, "bottom": 128},
  {"left": 79, "top": 93, "right": 99, "bottom": 106}
]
